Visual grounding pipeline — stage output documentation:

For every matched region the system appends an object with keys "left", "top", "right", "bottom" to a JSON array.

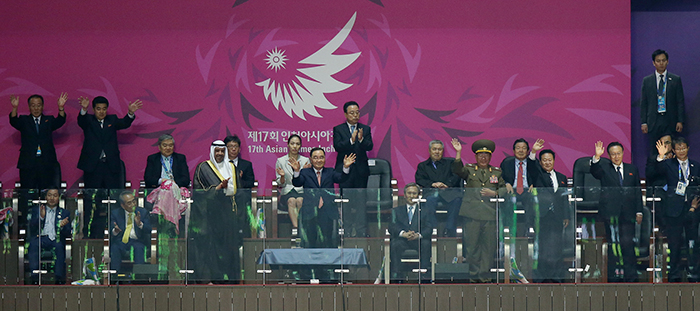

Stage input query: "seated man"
[
  {"left": 109, "top": 191, "right": 151, "bottom": 274},
  {"left": 27, "top": 188, "right": 71, "bottom": 284},
  {"left": 144, "top": 134, "right": 190, "bottom": 189},
  {"left": 415, "top": 140, "right": 462, "bottom": 237},
  {"left": 388, "top": 183, "right": 433, "bottom": 280}
]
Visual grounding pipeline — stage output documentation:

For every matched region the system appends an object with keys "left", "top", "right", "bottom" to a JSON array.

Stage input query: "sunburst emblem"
[{"left": 265, "top": 47, "right": 288, "bottom": 72}]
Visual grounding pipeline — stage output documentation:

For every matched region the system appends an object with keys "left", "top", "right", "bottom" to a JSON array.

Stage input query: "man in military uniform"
[{"left": 451, "top": 138, "right": 506, "bottom": 282}]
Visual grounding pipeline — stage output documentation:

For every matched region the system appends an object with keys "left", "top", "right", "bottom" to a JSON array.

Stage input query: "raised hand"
[
  {"left": 351, "top": 127, "right": 358, "bottom": 143},
  {"left": 343, "top": 153, "right": 356, "bottom": 168},
  {"left": 57, "top": 92, "right": 68, "bottom": 110},
  {"left": 656, "top": 139, "right": 670, "bottom": 158},
  {"left": 594, "top": 141, "right": 604, "bottom": 160},
  {"left": 276, "top": 167, "right": 285, "bottom": 176},
  {"left": 127, "top": 99, "right": 143, "bottom": 114},
  {"left": 532, "top": 139, "right": 545, "bottom": 153},
  {"left": 451, "top": 138, "right": 462, "bottom": 152},
  {"left": 78, "top": 96, "right": 90, "bottom": 110},
  {"left": 357, "top": 128, "right": 364, "bottom": 142},
  {"left": 302, "top": 162, "right": 312, "bottom": 169},
  {"left": 10, "top": 95, "right": 19, "bottom": 108},
  {"left": 288, "top": 157, "right": 301, "bottom": 172},
  {"left": 40, "top": 204, "right": 46, "bottom": 219},
  {"left": 113, "top": 222, "right": 122, "bottom": 235}
]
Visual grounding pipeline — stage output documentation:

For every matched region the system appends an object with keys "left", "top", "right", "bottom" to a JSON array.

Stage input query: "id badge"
[
  {"left": 489, "top": 175, "right": 498, "bottom": 184},
  {"left": 658, "top": 96, "right": 666, "bottom": 113},
  {"left": 675, "top": 181, "right": 687, "bottom": 196}
]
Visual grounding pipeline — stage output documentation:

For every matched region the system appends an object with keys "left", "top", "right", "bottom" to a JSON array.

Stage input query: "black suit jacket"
[
  {"left": 333, "top": 123, "right": 373, "bottom": 184},
  {"left": 388, "top": 204, "right": 434, "bottom": 239},
  {"left": 651, "top": 158, "right": 700, "bottom": 218},
  {"left": 532, "top": 169, "right": 570, "bottom": 221},
  {"left": 414, "top": 157, "right": 462, "bottom": 202},
  {"left": 235, "top": 158, "right": 256, "bottom": 188},
  {"left": 9, "top": 113, "right": 66, "bottom": 169},
  {"left": 77, "top": 112, "right": 134, "bottom": 173},
  {"left": 500, "top": 156, "right": 540, "bottom": 188},
  {"left": 292, "top": 167, "right": 350, "bottom": 219},
  {"left": 590, "top": 160, "right": 643, "bottom": 222},
  {"left": 641, "top": 72, "right": 684, "bottom": 137},
  {"left": 110, "top": 206, "right": 151, "bottom": 246},
  {"left": 28, "top": 205, "right": 71, "bottom": 241},
  {"left": 144, "top": 152, "right": 190, "bottom": 188}
]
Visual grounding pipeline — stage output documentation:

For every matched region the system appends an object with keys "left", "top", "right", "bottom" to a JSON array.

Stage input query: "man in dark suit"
[
  {"left": 500, "top": 138, "right": 542, "bottom": 233},
  {"left": 590, "top": 141, "right": 643, "bottom": 282},
  {"left": 388, "top": 183, "right": 434, "bottom": 281},
  {"left": 415, "top": 140, "right": 462, "bottom": 237},
  {"left": 333, "top": 101, "right": 373, "bottom": 237},
  {"left": 531, "top": 148, "right": 571, "bottom": 282},
  {"left": 77, "top": 96, "right": 142, "bottom": 189},
  {"left": 144, "top": 134, "right": 190, "bottom": 189},
  {"left": 291, "top": 147, "right": 355, "bottom": 248},
  {"left": 641, "top": 49, "right": 685, "bottom": 152},
  {"left": 644, "top": 133, "right": 673, "bottom": 231},
  {"left": 78, "top": 96, "right": 142, "bottom": 239},
  {"left": 224, "top": 135, "right": 255, "bottom": 238},
  {"left": 650, "top": 136, "right": 700, "bottom": 282},
  {"left": 109, "top": 191, "right": 151, "bottom": 274},
  {"left": 27, "top": 188, "right": 71, "bottom": 284},
  {"left": 9, "top": 93, "right": 67, "bottom": 190}
]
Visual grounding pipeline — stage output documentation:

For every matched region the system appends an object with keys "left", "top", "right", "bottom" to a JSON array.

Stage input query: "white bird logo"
[{"left": 255, "top": 12, "right": 361, "bottom": 120}]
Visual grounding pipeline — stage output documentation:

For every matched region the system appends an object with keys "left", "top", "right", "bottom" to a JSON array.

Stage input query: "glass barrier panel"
[{"left": 0, "top": 188, "right": 19, "bottom": 285}]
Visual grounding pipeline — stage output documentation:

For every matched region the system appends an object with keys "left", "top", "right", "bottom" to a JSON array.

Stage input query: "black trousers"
[
  {"left": 604, "top": 217, "right": 637, "bottom": 282},
  {"left": 664, "top": 210, "right": 699, "bottom": 282},
  {"left": 339, "top": 172, "right": 368, "bottom": 237},
  {"left": 390, "top": 237, "right": 431, "bottom": 274}
]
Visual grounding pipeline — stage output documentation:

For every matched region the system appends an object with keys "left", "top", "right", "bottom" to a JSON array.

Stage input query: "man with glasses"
[
  {"left": 590, "top": 141, "right": 643, "bottom": 282},
  {"left": 651, "top": 136, "right": 700, "bottom": 282},
  {"left": 109, "top": 191, "right": 151, "bottom": 274},
  {"left": 333, "top": 101, "right": 373, "bottom": 237}
]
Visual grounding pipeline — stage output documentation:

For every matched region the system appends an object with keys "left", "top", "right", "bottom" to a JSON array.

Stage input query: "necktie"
[
  {"left": 432, "top": 161, "right": 437, "bottom": 169},
  {"left": 122, "top": 212, "right": 133, "bottom": 243},
  {"left": 350, "top": 125, "right": 356, "bottom": 134},
  {"left": 516, "top": 162, "right": 524, "bottom": 194},
  {"left": 99, "top": 120, "right": 104, "bottom": 128},
  {"left": 35, "top": 118, "right": 40, "bottom": 133},
  {"left": 550, "top": 171, "right": 558, "bottom": 192},
  {"left": 316, "top": 171, "right": 324, "bottom": 208},
  {"left": 616, "top": 166, "right": 623, "bottom": 186},
  {"left": 682, "top": 162, "right": 688, "bottom": 181},
  {"left": 658, "top": 74, "right": 665, "bottom": 97},
  {"left": 408, "top": 206, "right": 414, "bottom": 225}
]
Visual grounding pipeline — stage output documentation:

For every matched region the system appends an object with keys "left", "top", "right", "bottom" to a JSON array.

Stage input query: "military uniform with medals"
[{"left": 451, "top": 139, "right": 506, "bottom": 282}]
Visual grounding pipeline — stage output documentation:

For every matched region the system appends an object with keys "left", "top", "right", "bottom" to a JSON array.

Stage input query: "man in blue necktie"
[
  {"left": 388, "top": 183, "right": 434, "bottom": 282},
  {"left": 27, "top": 188, "right": 71, "bottom": 284}
]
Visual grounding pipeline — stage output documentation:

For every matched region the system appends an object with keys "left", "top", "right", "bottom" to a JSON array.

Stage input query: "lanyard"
[{"left": 161, "top": 156, "right": 173, "bottom": 176}]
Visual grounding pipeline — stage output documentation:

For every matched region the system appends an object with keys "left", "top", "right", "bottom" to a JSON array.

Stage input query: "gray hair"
[
  {"left": 404, "top": 182, "right": 421, "bottom": 192},
  {"left": 429, "top": 140, "right": 443, "bottom": 148},
  {"left": 158, "top": 134, "right": 174, "bottom": 146}
]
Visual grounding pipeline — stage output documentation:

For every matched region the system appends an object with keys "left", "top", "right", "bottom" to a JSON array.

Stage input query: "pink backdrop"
[{"left": 0, "top": 0, "right": 631, "bottom": 191}]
